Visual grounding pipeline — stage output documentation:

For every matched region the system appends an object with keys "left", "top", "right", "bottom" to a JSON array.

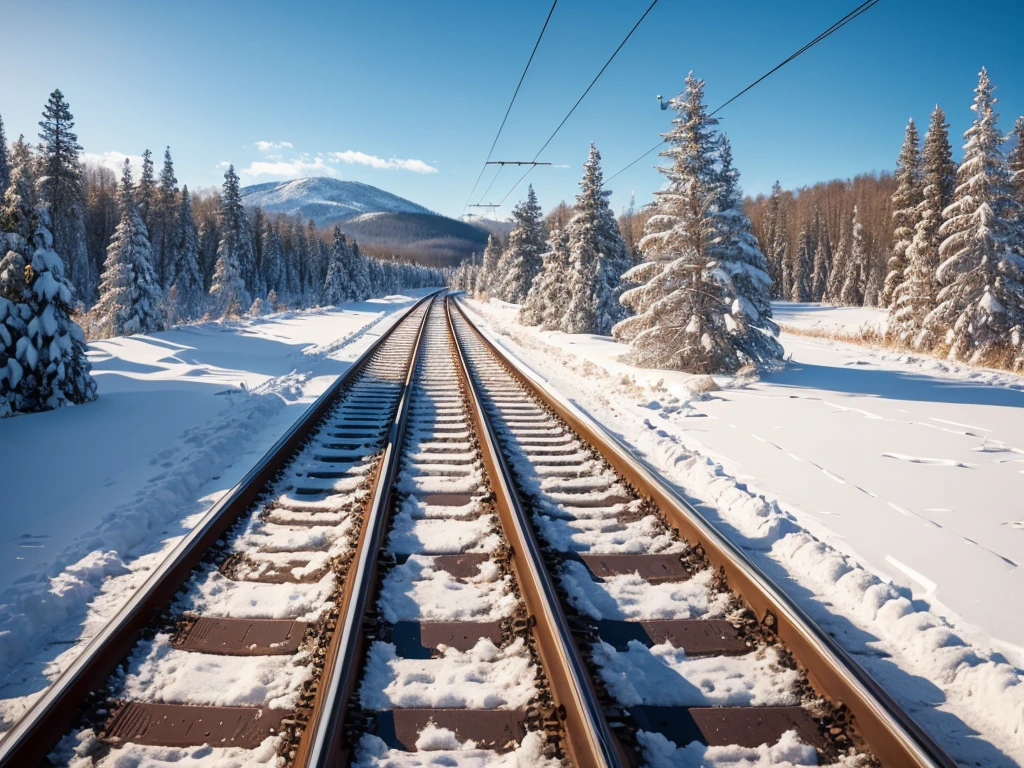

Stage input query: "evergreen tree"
[
  {"left": 262, "top": 219, "right": 284, "bottom": 298},
  {"left": 810, "top": 205, "right": 831, "bottom": 301},
  {"left": 3, "top": 136, "right": 38, "bottom": 232},
  {"left": 613, "top": 73, "right": 781, "bottom": 372},
  {"left": 559, "top": 145, "right": 631, "bottom": 335},
  {"left": 790, "top": 225, "right": 813, "bottom": 301},
  {"left": 890, "top": 106, "right": 957, "bottom": 346},
  {"left": 168, "top": 186, "right": 204, "bottom": 323},
  {"left": 350, "top": 239, "right": 371, "bottom": 300},
  {"left": 1009, "top": 115, "right": 1024, "bottom": 208},
  {"left": 477, "top": 233, "right": 503, "bottom": 295},
  {"left": 37, "top": 89, "right": 92, "bottom": 302},
  {"left": 495, "top": 184, "right": 545, "bottom": 304},
  {"left": 923, "top": 69, "right": 1024, "bottom": 368},
  {"left": 152, "top": 147, "right": 179, "bottom": 287},
  {"left": 762, "top": 181, "right": 789, "bottom": 298},
  {"left": 710, "top": 135, "right": 781, "bottom": 362},
  {"left": 839, "top": 207, "right": 866, "bottom": 306},
  {"left": 92, "top": 160, "right": 164, "bottom": 337},
  {"left": 827, "top": 227, "right": 849, "bottom": 304},
  {"left": 882, "top": 119, "right": 923, "bottom": 308},
  {"left": 323, "top": 225, "right": 350, "bottom": 305},
  {"left": 209, "top": 166, "right": 253, "bottom": 317},
  {"left": 135, "top": 149, "right": 156, "bottom": 232},
  {"left": 0, "top": 114, "right": 10, "bottom": 199},
  {"left": 519, "top": 227, "right": 571, "bottom": 329}
]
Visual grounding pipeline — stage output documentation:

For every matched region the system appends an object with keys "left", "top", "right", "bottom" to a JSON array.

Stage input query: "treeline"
[
  {"left": 452, "top": 73, "right": 783, "bottom": 375},
  {"left": 0, "top": 89, "right": 444, "bottom": 418}
]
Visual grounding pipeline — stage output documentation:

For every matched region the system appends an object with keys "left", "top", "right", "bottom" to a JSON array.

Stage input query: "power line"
[
  {"left": 603, "top": 0, "right": 880, "bottom": 187},
  {"left": 462, "top": 0, "right": 558, "bottom": 214},
  {"left": 496, "top": 0, "right": 660, "bottom": 208}
]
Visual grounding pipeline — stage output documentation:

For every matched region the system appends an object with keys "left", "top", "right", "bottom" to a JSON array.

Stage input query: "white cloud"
[
  {"left": 327, "top": 151, "right": 438, "bottom": 174},
  {"left": 82, "top": 151, "right": 144, "bottom": 177},
  {"left": 254, "top": 140, "right": 293, "bottom": 152},
  {"left": 239, "top": 155, "right": 339, "bottom": 179}
]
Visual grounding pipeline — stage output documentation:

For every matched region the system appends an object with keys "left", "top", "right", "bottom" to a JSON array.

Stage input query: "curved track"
[{"left": 0, "top": 291, "right": 956, "bottom": 768}]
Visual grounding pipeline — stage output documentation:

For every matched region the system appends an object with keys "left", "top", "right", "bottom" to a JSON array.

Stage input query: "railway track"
[{"left": 0, "top": 291, "right": 956, "bottom": 768}]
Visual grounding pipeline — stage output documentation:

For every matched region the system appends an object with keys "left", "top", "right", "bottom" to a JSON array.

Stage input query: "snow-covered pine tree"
[
  {"left": 839, "top": 207, "right": 866, "bottom": 306},
  {"left": 262, "top": 219, "right": 284, "bottom": 299},
  {"left": 495, "top": 184, "right": 545, "bottom": 304},
  {"left": 559, "top": 144, "right": 631, "bottom": 335},
  {"left": 2, "top": 136, "right": 38, "bottom": 235},
  {"left": 881, "top": 119, "right": 923, "bottom": 308},
  {"left": 93, "top": 160, "right": 165, "bottom": 337},
  {"left": 890, "top": 106, "right": 957, "bottom": 347},
  {"left": 2, "top": 187, "right": 97, "bottom": 412},
  {"left": 351, "top": 240, "right": 371, "bottom": 301},
  {"left": 810, "top": 206, "right": 831, "bottom": 301},
  {"left": 0, "top": 114, "right": 10, "bottom": 199},
  {"left": 152, "top": 148, "right": 179, "bottom": 288},
  {"left": 762, "top": 181, "right": 789, "bottom": 298},
  {"left": 827, "top": 226, "right": 848, "bottom": 304},
  {"left": 210, "top": 165, "right": 254, "bottom": 317},
  {"left": 614, "top": 73, "right": 780, "bottom": 373},
  {"left": 168, "top": 186, "right": 204, "bottom": 323},
  {"left": 519, "top": 226, "right": 570, "bottom": 327},
  {"left": 923, "top": 68, "right": 1024, "bottom": 368},
  {"left": 323, "top": 225, "right": 350, "bottom": 305},
  {"left": 37, "top": 89, "right": 92, "bottom": 302},
  {"left": 1009, "top": 115, "right": 1024, "bottom": 208},
  {"left": 477, "top": 234, "right": 503, "bottom": 296},
  {"left": 790, "top": 225, "right": 813, "bottom": 302},
  {"left": 710, "top": 135, "right": 781, "bottom": 361},
  {"left": 135, "top": 149, "right": 156, "bottom": 233}
]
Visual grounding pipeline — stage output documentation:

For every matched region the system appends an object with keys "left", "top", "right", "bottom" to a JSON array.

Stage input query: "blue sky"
[{"left": 1, "top": 0, "right": 1022, "bottom": 220}]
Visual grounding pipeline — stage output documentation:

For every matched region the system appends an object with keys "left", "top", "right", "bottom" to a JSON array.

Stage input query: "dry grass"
[{"left": 779, "top": 323, "right": 1024, "bottom": 377}]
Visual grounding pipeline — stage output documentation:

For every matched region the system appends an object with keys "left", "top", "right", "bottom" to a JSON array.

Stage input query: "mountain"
[
  {"left": 240, "top": 177, "right": 434, "bottom": 226},
  {"left": 240, "top": 177, "right": 490, "bottom": 267}
]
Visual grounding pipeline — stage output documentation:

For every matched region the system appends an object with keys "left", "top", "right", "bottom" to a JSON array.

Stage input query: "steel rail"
[
  {"left": 445, "top": 295, "right": 627, "bottom": 768},
  {"left": 296, "top": 293, "right": 437, "bottom": 768},
  {"left": 452, "top": 296, "right": 957, "bottom": 768},
  {"left": 0, "top": 290, "right": 441, "bottom": 768}
]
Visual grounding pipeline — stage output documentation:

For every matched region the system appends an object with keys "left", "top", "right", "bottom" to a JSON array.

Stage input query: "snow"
[
  {"left": 771, "top": 302, "right": 886, "bottom": 334},
  {"left": 59, "top": 730, "right": 282, "bottom": 768},
  {"left": 461, "top": 297, "right": 1024, "bottom": 767},
  {"left": 637, "top": 729, "right": 827, "bottom": 768},
  {"left": 0, "top": 292, "right": 429, "bottom": 733},
  {"left": 377, "top": 555, "right": 515, "bottom": 624},
  {"left": 351, "top": 730, "right": 559, "bottom": 768}
]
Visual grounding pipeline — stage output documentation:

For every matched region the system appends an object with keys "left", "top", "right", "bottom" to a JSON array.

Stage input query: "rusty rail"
[
  {"left": 0, "top": 291, "right": 440, "bottom": 768},
  {"left": 451, "top": 296, "right": 956, "bottom": 768}
]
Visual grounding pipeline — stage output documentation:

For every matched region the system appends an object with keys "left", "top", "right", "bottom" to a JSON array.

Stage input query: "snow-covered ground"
[
  {"left": 0, "top": 291, "right": 429, "bottom": 731},
  {"left": 461, "top": 297, "right": 1024, "bottom": 768}
]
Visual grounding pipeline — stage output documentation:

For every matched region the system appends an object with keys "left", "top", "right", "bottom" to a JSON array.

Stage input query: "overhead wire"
[
  {"left": 602, "top": 0, "right": 880, "bottom": 187},
  {"left": 462, "top": 0, "right": 558, "bottom": 214}
]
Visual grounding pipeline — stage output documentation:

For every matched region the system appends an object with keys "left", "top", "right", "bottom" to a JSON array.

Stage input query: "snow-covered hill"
[{"left": 240, "top": 177, "right": 434, "bottom": 226}]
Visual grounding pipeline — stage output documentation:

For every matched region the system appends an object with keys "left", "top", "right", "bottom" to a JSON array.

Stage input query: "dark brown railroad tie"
[
  {"left": 392, "top": 552, "right": 491, "bottom": 579},
  {"left": 417, "top": 493, "right": 477, "bottom": 507},
  {"left": 374, "top": 709, "right": 529, "bottom": 752},
  {"left": 627, "top": 705, "right": 824, "bottom": 750},
  {"left": 174, "top": 617, "right": 307, "bottom": 655},
  {"left": 221, "top": 555, "right": 327, "bottom": 584},
  {"left": 392, "top": 621, "right": 504, "bottom": 659},
  {"left": 103, "top": 702, "right": 289, "bottom": 748},
  {"left": 595, "top": 619, "right": 748, "bottom": 655},
  {"left": 579, "top": 553, "right": 690, "bottom": 583}
]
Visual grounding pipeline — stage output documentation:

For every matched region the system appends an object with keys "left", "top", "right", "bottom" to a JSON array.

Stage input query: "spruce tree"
[
  {"left": 323, "top": 225, "right": 350, "bottom": 305},
  {"left": 210, "top": 166, "right": 253, "bottom": 317},
  {"left": 37, "top": 89, "right": 92, "bottom": 302},
  {"left": 168, "top": 186, "right": 204, "bottom": 323},
  {"left": 923, "top": 69, "right": 1024, "bottom": 368},
  {"left": 839, "top": 207, "right": 866, "bottom": 306},
  {"left": 135, "top": 149, "right": 156, "bottom": 233},
  {"left": 0, "top": 114, "right": 10, "bottom": 199},
  {"left": 520, "top": 227, "right": 571, "bottom": 329},
  {"left": 763, "top": 181, "right": 790, "bottom": 298},
  {"left": 890, "top": 106, "right": 956, "bottom": 347},
  {"left": 559, "top": 145, "right": 631, "bottom": 335},
  {"left": 827, "top": 227, "right": 849, "bottom": 304},
  {"left": 882, "top": 119, "right": 923, "bottom": 308},
  {"left": 262, "top": 219, "right": 284, "bottom": 299},
  {"left": 495, "top": 184, "right": 545, "bottom": 304},
  {"left": 614, "top": 73, "right": 780, "bottom": 372},
  {"left": 790, "top": 225, "right": 813, "bottom": 302},
  {"left": 710, "top": 135, "right": 781, "bottom": 361},
  {"left": 477, "top": 233, "right": 503, "bottom": 295},
  {"left": 3, "top": 136, "right": 38, "bottom": 232},
  {"left": 93, "top": 161, "right": 164, "bottom": 337},
  {"left": 811, "top": 214, "right": 831, "bottom": 301},
  {"left": 152, "top": 147, "right": 179, "bottom": 288},
  {"left": 1009, "top": 115, "right": 1024, "bottom": 208}
]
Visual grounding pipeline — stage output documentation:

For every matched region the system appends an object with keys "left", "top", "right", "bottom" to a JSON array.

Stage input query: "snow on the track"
[
  {"left": 462, "top": 297, "right": 1024, "bottom": 767},
  {"left": 59, "top": 731, "right": 281, "bottom": 768},
  {"left": 0, "top": 292, "right": 428, "bottom": 733},
  {"left": 360, "top": 638, "right": 536, "bottom": 709},
  {"left": 378, "top": 555, "right": 515, "bottom": 623},
  {"left": 352, "top": 730, "right": 559, "bottom": 768}
]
